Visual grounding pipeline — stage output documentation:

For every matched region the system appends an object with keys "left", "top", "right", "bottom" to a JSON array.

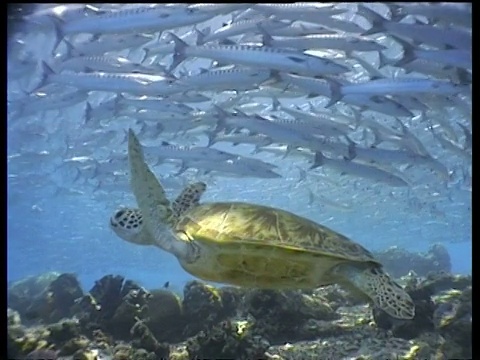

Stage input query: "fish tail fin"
[
  {"left": 205, "top": 130, "right": 217, "bottom": 147},
  {"left": 358, "top": 4, "right": 387, "bottom": 36},
  {"left": 351, "top": 108, "right": 362, "bottom": 129},
  {"left": 456, "top": 68, "right": 472, "bottom": 85},
  {"left": 33, "top": 61, "right": 56, "bottom": 93},
  {"left": 261, "top": 69, "right": 281, "bottom": 87},
  {"left": 311, "top": 152, "right": 325, "bottom": 169},
  {"left": 84, "top": 102, "right": 93, "bottom": 124},
  {"left": 345, "top": 136, "right": 357, "bottom": 160},
  {"left": 296, "top": 165, "right": 307, "bottom": 183},
  {"left": 257, "top": 23, "right": 273, "bottom": 46},
  {"left": 175, "top": 161, "right": 189, "bottom": 176},
  {"left": 194, "top": 26, "right": 210, "bottom": 46},
  {"left": 271, "top": 96, "right": 281, "bottom": 111},
  {"left": 325, "top": 78, "right": 343, "bottom": 107},
  {"left": 167, "top": 32, "right": 188, "bottom": 72},
  {"left": 378, "top": 51, "right": 395, "bottom": 69},
  {"left": 111, "top": 94, "right": 123, "bottom": 117},
  {"left": 384, "top": 3, "right": 405, "bottom": 22},
  {"left": 212, "top": 105, "right": 232, "bottom": 133},
  {"left": 361, "top": 23, "right": 385, "bottom": 36},
  {"left": 45, "top": 14, "right": 66, "bottom": 55},
  {"left": 62, "top": 39, "right": 78, "bottom": 58},
  {"left": 391, "top": 36, "right": 416, "bottom": 67}
]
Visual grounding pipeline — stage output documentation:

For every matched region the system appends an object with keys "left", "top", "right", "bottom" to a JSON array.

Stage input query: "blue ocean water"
[{"left": 7, "top": 4, "right": 472, "bottom": 294}]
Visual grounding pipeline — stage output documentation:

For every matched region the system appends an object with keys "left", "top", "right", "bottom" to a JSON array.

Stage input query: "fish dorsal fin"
[{"left": 171, "top": 182, "right": 207, "bottom": 220}]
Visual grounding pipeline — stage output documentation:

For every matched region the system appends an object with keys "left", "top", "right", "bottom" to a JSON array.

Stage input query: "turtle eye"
[{"left": 115, "top": 209, "right": 126, "bottom": 219}]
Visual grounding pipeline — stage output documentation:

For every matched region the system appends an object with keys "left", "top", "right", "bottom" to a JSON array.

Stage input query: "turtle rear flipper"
[{"left": 335, "top": 263, "right": 415, "bottom": 320}]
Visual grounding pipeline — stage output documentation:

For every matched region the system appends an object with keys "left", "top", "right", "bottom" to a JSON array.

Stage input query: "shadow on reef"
[{"left": 8, "top": 265, "right": 471, "bottom": 360}]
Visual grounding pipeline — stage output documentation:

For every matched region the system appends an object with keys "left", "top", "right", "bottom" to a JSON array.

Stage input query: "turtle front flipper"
[
  {"left": 172, "top": 182, "right": 207, "bottom": 221},
  {"left": 127, "top": 129, "right": 184, "bottom": 255},
  {"left": 335, "top": 263, "right": 415, "bottom": 320}
]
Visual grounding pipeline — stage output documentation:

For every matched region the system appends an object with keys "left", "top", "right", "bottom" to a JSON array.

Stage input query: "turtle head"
[{"left": 110, "top": 207, "right": 147, "bottom": 245}]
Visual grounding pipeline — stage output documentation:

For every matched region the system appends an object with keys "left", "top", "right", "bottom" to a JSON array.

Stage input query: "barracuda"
[
  {"left": 312, "top": 152, "right": 410, "bottom": 187},
  {"left": 198, "top": 17, "right": 292, "bottom": 45},
  {"left": 263, "top": 33, "right": 386, "bottom": 53},
  {"left": 359, "top": 5, "right": 472, "bottom": 50},
  {"left": 168, "top": 33, "right": 350, "bottom": 76},
  {"left": 52, "top": 6, "right": 214, "bottom": 35},
  {"left": 334, "top": 77, "right": 467, "bottom": 100},
  {"left": 176, "top": 67, "right": 272, "bottom": 92},
  {"left": 70, "top": 33, "right": 154, "bottom": 56},
  {"left": 279, "top": 73, "right": 414, "bottom": 117},
  {"left": 143, "top": 141, "right": 240, "bottom": 163},
  {"left": 56, "top": 53, "right": 162, "bottom": 74},
  {"left": 393, "top": 36, "right": 472, "bottom": 71},
  {"left": 36, "top": 62, "right": 182, "bottom": 96}
]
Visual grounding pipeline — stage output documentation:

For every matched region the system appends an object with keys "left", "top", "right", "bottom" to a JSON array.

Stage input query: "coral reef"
[
  {"left": 8, "top": 272, "right": 83, "bottom": 324},
  {"left": 143, "top": 288, "right": 185, "bottom": 343},
  {"left": 242, "top": 289, "right": 338, "bottom": 344},
  {"left": 185, "top": 319, "right": 270, "bottom": 360},
  {"left": 7, "top": 270, "right": 472, "bottom": 360},
  {"left": 74, "top": 275, "right": 151, "bottom": 340},
  {"left": 182, "top": 280, "right": 236, "bottom": 337}
]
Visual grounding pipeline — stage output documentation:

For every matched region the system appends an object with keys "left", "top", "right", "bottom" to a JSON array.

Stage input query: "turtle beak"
[{"left": 110, "top": 217, "right": 117, "bottom": 228}]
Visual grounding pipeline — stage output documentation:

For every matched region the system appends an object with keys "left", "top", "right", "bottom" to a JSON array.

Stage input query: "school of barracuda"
[{"left": 7, "top": 3, "right": 471, "bottom": 244}]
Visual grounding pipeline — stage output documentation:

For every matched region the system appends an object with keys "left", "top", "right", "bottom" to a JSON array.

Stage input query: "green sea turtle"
[{"left": 109, "top": 129, "right": 415, "bottom": 320}]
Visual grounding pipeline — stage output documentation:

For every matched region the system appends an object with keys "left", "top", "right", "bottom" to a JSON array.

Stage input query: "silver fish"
[
  {"left": 206, "top": 131, "right": 273, "bottom": 148},
  {"left": 312, "top": 152, "right": 410, "bottom": 187},
  {"left": 144, "top": 141, "right": 239, "bottom": 163},
  {"left": 393, "top": 36, "right": 472, "bottom": 70},
  {"left": 274, "top": 102, "right": 355, "bottom": 138},
  {"left": 257, "top": 22, "right": 335, "bottom": 37},
  {"left": 251, "top": 3, "right": 347, "bottom": 18},
  {"left": 84, "top": 97, "right": 124, "bottom": 126},
  {"left": 198, "top": 17, "right": 292, "bottom": 45},
  {"left": 178, "top": 158, "right": 282, "bottom": 179},
  {"left": 335, "top": 77, "right": 467, "bottom": 100},
  {"left": 9, "top": 88, "right": 88, "bottom": 119},
  {"left": 280, "top": 73, "right": 414, "bottom": 117},
  {"left": 386, "top": 3, "right": 472, "bottom": 28},
  {"left": 69, "top": 33, "right": 154, "bottom": 56},
  {"left": 380, "top": 53, "right": 472, "bottom": 84},
  {"left": 117, "top": 94, "right": 193, "bottom": 114},
  {"left": 168, "top": 32, "right": 350, "bottom": 76},
  {"left": 359, "top": 5, "right": 472, "bottom": 50},
  {"left": 36, "top": 62, "right": 182, "bottom": 96},
  {"left": 52, "top": 6, "right": 214, "bottom": 35},
  {"left": 263, "top": 33, "right": 386, "bottom": 53},
  {"left": 176, "top": 67, "right": 272, "bottom": 92}
]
